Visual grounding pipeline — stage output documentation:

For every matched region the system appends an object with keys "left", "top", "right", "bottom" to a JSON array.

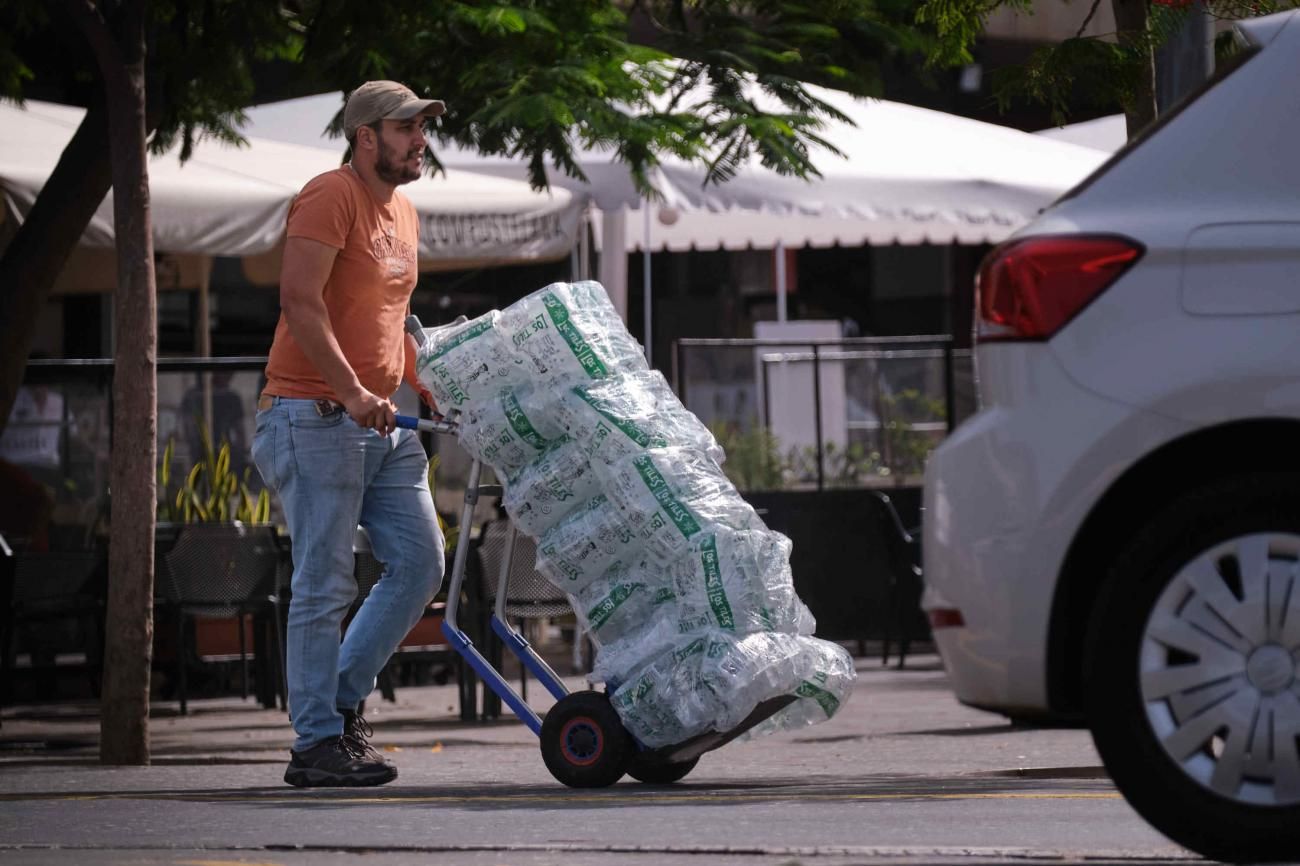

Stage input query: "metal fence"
[
  {"left": 5, "top": 358, "right": 270, "bottom": 544},
  {"left": 5, "top": 358, "right": 476, "bottom": 546},
  {"left": 673, "top": 336, "right": 975, "bottom": 491},
  {"left": 6, "top": 341, "right": 977, "bottom": 543}
]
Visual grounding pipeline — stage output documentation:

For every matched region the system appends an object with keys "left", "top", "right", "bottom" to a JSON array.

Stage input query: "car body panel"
[
  {"left": 922, "top": 345, "right": 1189, "bottom": 711},
  {"left": 922, "top": 10, "right": 1300, "bottom": 717}
]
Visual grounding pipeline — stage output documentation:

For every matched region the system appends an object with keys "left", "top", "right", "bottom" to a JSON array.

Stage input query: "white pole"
[
  {"left": 598, "top": 208, "right": 629, "bottom": 322},
  {"left": 196, "top": 255, "right": 214, "bottom": 437},
  {"left": 578, "top": 205, "right": 591, "bottom": 280},
  {"left": 642, "top": 202, "right": 653, "bottom": 366},
  {"left": 775, "top": 241, "right": 788, "bottom": 322}
]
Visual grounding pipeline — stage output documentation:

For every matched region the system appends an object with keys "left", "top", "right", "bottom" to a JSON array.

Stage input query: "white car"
[{"left": 921, "top": 10, "right": 1300, "bottom": 862}]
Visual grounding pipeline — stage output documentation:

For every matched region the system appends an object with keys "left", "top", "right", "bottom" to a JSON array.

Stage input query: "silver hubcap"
[{"left": 1140, "top": 533, "right": 1300, "bottom": 807}]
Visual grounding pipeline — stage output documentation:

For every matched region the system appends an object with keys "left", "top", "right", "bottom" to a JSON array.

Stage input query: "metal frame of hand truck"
[{"left": 395, "top": 412, "right": 795, "bottom": 770}]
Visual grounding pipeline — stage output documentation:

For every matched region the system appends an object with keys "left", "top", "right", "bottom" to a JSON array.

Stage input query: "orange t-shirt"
[{"left": 263, "top": 167, "right": 420, "bottom": 401}]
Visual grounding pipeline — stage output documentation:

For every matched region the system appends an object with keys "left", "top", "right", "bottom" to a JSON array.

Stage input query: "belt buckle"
[{"left": 314, "top": 398, "right": 341, "bottom": 417}]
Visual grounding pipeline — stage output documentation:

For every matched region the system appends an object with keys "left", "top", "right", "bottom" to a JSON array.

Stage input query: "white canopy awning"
[
  {"left": 1035, "top": 114, "right": 1126, "bottom": 154},
  {"left": 0, "top": 99, "right": 584, "bottom": 267},
  {"left": 241, "top": 81, "right": 1109, "bottom": 334},
  {"left": 243, "top": 81, "right": 1108, "bottom": 250}
]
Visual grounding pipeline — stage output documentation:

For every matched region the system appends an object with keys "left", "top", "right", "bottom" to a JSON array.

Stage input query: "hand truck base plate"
[{"left": 650, "top": 694, "right": 798, "bottom": 765}]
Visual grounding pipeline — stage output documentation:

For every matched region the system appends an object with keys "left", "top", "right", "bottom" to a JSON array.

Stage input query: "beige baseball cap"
[{"left": 343, "top": 80, "right": 446, "bottom": 138}]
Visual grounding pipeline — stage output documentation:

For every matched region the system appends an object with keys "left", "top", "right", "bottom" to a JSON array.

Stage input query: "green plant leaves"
[{"left": 157, "top": 419, "right": 270, "bottom": 525}]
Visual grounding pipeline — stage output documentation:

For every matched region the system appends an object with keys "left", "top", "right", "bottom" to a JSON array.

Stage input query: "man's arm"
[
  {"left": 280, "top": 236, "right": 396, "bottom": 434},
  {"left": 402, "top": 332, "right": 437, "bottom": 412}
]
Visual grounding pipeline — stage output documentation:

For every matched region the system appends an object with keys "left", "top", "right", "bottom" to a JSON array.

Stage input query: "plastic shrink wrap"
[
  {"left": 456, "top": 384, "right": 564, "bottom": 482},
  {"left": 501, "top": 438, "right": 603, "bottom": 537},
  {"left": 534, "top": 447, "right": 759, "bottom": 587},
  {"left": 610, "top": 631, "right": 856, "bottom": 749},
  {"left": 541, "top": 371, "right": 725, "bottom": 467},
  {"left": 415, "top": 280, "right": 855, "bottom": 747},
  {"left": 495, "top": 281, "right": 648, "bottom": 388},
  {"left": 415, "top": 311, "right": 530, "bottom": 411},
  {"left": 583, "top": 527, "right": 816, "bottom": 681}
]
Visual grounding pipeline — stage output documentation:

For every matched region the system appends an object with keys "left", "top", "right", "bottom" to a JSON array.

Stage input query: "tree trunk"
[
  {"left": 1112, "top": 0, "right": 1158, "bottom": 139},
  {"left": 64, "top": 0, "right": 158, "bottom": 766},
  {"left": 0, "top": 106, "right": 113, "bottom": 437}
]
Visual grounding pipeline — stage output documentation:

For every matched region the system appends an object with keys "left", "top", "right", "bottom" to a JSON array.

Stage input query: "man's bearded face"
[{"left": 374, "top": 125, "right": 424, "bottom": 185}]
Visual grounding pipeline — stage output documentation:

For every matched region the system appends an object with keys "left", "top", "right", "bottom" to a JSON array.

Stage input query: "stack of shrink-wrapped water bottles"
[{"left": 415, "top": 281, "right": 855, "bottom": 748}]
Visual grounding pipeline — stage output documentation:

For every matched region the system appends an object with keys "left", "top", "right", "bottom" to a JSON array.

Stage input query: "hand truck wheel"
[
  {"left": 626, "top": 752, "right": 699, "bottom": 785},
  {"left": 540, "top": 690, "right": 632, "bottom": 788}
]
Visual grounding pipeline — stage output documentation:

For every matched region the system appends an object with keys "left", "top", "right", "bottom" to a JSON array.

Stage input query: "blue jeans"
[{"left": 251, "top": 397, "right": 445, "bottom": 752}]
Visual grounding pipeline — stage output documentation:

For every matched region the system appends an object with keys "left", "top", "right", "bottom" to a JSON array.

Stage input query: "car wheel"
[{"left": 1086, "top": 474, "right": 1300, "bottom": 863}]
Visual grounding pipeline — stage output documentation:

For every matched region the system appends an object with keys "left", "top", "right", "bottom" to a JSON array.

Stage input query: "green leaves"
[
  {"left": 915, "top": 0, "right": 1030, "bottom": 67},
  {"left": 426, "top": 454, "right": 459, "bottom": 553},
  {"left": 158, "top": 420, "right": 269, "bottom": 525},
  {"left": 1, "top": 0, "right": 952, "bottom": 201},
  {"left": 991, "top": 37, "right": 1136, "bottom": 128}
]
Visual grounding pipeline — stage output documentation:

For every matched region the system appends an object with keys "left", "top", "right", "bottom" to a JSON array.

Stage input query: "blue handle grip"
[{"left": 394, "top": 413, "right": 458, "bottom": 436}]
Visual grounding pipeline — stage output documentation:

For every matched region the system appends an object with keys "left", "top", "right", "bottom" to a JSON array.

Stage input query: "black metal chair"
[
  {"left": 474, "top": 517, "right": 574, "bottom": 712},
  {"left": 159, "top": 523, "right": 282, "bottom": 714},
  {"left": 870, "top": 491, "right": 926, "bottom": 669},
  {"left": 0, "top": 535, "right": 107, "bottom": 707}
]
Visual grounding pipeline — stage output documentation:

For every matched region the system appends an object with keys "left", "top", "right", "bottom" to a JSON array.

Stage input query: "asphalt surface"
[{"left": 0, "top": 651, "right": 1222, "bottom": 865}]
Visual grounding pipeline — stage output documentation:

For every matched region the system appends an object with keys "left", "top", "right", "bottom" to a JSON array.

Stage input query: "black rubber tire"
[
  {"left": 626, "top": 752, "right": 699, "bottom": 785},
  {"left": 539, "top": 690, "right": 632, "bottom": 788},
  {"left": 1085, "top": 473, "right": 1300, "bottom": 863}
]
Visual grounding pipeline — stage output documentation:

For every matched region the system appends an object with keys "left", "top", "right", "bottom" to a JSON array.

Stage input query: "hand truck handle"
[{"left": 394, "top": 413, "right": 459, "bottom": 436}]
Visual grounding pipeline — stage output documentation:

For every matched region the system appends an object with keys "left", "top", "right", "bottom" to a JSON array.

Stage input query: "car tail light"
[
  {"left": 976, "top": 235, "right": 1143, "bottom": 342},
  {"left": 927, "top": 608, "right": 965, "bottom": 629}
]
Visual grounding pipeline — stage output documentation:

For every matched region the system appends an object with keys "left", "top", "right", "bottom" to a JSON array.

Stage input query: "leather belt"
[{"left": 257, "top": 395, "right": 345, "bottom": 416}]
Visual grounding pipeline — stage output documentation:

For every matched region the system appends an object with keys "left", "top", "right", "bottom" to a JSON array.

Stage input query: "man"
[{"left": 252, "top": 80, "right": 445, "bottom": 787}]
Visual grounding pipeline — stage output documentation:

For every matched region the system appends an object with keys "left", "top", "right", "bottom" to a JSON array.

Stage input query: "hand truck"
[{"left": 396, "top": 317, "right": 793, "bottom": 788}]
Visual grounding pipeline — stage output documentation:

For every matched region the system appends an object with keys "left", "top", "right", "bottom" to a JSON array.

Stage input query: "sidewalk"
[
  {"left": 0, "top": 650, "right": 1194, "bottom": 866},
  {"left": 0, "top": 648, "right": 1105, "bottom": 782}
]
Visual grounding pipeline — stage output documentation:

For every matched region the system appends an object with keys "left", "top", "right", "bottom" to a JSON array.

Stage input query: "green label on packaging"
[
  {"left": 543, "top": 293, "right": 608, "bottom": 378},
  {"left": 431, "top": 363, "right": 466, "bottom": 404},
  {"left": 795, "top": 677, "right": 841, "bottom": 717},
  {"left": 502, "top": 391, "right": 549, "bottom": 450},
  {"left": 574, "top": 388, "right": 666, "bottom": 448},
  {"left": 586, "top": 582, "right": 643, "bottom": 630},
  {"left": 633, "top": 455, "right": 700, "bottom": 539},
  {"left": 672, "top": 638, "right": 706, "bottom": 663},
  {"left": 615, "top": 675, "right": 655, "bottom": 710},
  {"left": 427, "top": 318, "right": 493, "bottom": 361},
  {"left": 698, "top": 534, "right": 735, "bottom": 630}
]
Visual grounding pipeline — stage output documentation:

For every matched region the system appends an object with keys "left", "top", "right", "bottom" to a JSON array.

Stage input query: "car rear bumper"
[{"left": 921, "top": 345, "right": 1162, "bottom": 715}]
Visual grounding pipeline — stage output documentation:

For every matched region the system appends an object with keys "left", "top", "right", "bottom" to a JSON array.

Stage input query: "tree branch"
[
  {"left": 1076, "top": 0, "right": 1105, "bottom": 37},
  {"left": 59, "top": 0, "right": 125, "bottom": 83},
  {"left": 0, "top": 101, "right": 113, "bottom": 438}
]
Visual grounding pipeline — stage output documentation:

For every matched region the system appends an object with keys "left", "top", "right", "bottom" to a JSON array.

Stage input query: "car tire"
[{"left": 1085, "top": 473, "right": 1300, "bottom": 863}]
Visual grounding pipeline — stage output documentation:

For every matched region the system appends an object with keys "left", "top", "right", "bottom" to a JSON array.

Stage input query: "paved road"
[{"left": 0, "top": 654, "right": 1204, "bottom": 865}]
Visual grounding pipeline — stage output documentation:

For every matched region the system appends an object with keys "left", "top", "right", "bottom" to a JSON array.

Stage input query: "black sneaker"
[
  {"left": 284, "top": 736, "right": 397, "bottom": 788},
  {"left": 340, "top": 708, "right": 384, "bottom": 762}
]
